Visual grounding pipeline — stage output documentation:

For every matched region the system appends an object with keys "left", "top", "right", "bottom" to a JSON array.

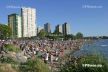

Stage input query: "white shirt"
[{"left": 45, "top": 53, "right": 49, "bottom": 60}]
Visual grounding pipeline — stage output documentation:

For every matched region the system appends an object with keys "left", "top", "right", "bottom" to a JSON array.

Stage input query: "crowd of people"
[{"left": 0, "top": 39, "right": 84, "bottom": 65}]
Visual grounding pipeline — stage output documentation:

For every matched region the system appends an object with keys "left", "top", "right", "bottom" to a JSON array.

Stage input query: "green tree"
[
  {"left": 0, "top": 24, "right": 11, "bottom": 39},
  {"left": 37, "top": 29, "right": 47, "bottom": 39},
  {"left": 64, "top": 34, "right": 75, "bottom": 40},
  {"left": 53, "top": 29, "right": 62, "bottom": 35},
  {"left": 76, "top": 32, "right": 83, "bottom": 39},
  {"left": 47, "top": 30, "right": 63, "bottom": 40}
]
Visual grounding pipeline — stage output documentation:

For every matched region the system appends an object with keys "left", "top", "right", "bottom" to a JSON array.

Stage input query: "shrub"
[
  {"left": 4, "top": 44, "right": 20, "bottom": 52},
  {"left": 60, "top": 55, "right": 108, "bottom": 72},
  {"left": 19, "top": 58, "right": 50, "bottom": 72},
  {"left": 0, "top": 56, "right": 18, "bottom": 64}
]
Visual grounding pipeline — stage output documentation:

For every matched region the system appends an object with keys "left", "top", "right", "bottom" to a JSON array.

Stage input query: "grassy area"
[
  {"left": 0, "top": 56, "right": 18, "bottom": 64},
  {"left": 19, "top": 58, "right": 51, "bottom": 72},
  {"left": 0, "top": 55, "right": 50, "bottom": 72},
  {"left": 0, "top": 56, "right": 19, "bottom": 72},
  {"left": 0, "top": 64, "right": 17, "bottom": 72},
  {"left": 4, "top": 44, "right": 20, "bottom": 53},
  {"left": 79, "top": 55, "right": 108, "bottom": 72},
  {"left": 60, "top": 54, "right": 108, "bottom": 72}
]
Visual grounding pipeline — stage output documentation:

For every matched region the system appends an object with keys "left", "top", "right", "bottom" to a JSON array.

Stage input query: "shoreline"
[
  {"left": 0, "top": 39, "right": 92, "bottom": 72},
  {"left": 50, "top": 39, "right": 85, "bottom": 71}
]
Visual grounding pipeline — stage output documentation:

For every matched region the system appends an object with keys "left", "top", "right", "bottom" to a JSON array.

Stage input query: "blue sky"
[{"left": 0, "top": 0, "right": 108, "bottom": 36}]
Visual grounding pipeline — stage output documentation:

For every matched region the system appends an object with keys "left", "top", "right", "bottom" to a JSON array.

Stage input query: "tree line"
[{"left": 37, "top": 29, "right": 83, "bottom": 40}]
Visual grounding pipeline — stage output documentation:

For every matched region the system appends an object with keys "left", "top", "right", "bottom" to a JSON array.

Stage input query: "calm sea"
[{"left": 73, "top": 39, "right": 108, "bottom": 59}]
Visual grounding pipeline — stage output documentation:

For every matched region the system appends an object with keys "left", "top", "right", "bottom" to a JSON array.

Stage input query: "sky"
[{"left": 0, "top": 0, "right": 108, "bottom": 36}]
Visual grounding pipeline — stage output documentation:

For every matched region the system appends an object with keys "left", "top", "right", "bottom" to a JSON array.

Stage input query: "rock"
[{"left": 16, "top": 52, "right": 27, "bottom": 63}]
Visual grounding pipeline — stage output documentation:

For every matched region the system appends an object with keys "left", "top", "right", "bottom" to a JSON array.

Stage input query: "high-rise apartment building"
[
  {"left": 62, "top": 22, "right": 70, "bottom": 35},
  {"left": 44, "top": 23, "right": 51, "bottom": 33},
  {"left": 21, "top": 7, "right": 36, "bottom": 37},
  {"left": 55, "top": 24, "right": 62, "bottom": 33},
  {"left": 8, "top": 14, "right": 21, "bottom": 38}
]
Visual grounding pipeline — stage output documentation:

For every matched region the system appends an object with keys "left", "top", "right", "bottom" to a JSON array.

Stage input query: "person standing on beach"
[{"left": 44, "top": 51, "right": 49, "bottom": 64}]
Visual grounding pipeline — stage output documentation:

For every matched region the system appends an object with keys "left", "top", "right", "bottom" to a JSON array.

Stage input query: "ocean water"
[{"left": 73, "top": 39, "right": 108, "bottom": 59}]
